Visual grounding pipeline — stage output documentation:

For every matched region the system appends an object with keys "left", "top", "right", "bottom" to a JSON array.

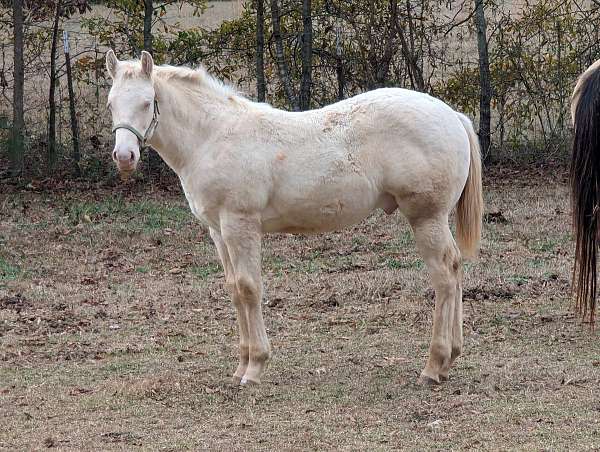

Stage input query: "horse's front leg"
[
  {"left": 210, "top": 227, "right": 250, "bottom": 383},
  {"left": 219, "top": 213, "right": 270, "bottom": 385}
]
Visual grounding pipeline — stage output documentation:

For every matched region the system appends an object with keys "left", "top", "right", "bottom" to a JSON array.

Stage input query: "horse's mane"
[
  {"left": 155, "top": 64, "right": 243, "bottom": 101},
  {"left": 118, "top": 60, "right": 244, "bottom": 101}
]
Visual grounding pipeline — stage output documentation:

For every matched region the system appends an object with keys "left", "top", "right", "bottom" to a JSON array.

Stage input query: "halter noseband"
[{"left": 112, "top": 98, "right": 160, "bottom": 150}]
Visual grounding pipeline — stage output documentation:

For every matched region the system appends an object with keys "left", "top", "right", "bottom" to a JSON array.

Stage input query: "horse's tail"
[
  {"left": 570, "top": 60, "right": 600, "bottom": 324},
  {"left": 455, "top": 113, "right": 484, "bottom": 260}
]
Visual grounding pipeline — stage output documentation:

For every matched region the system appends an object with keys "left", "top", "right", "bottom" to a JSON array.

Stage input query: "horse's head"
[{"left": 105, "top": 50, "right": 158, "bottom": 178}]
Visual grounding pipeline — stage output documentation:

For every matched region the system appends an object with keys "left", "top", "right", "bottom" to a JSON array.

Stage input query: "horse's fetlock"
[
  {"left": 430, "top": 340, "right": 451, "bottom": 361},
  {"left": 250, "top": 346, "right": 271, "bottom": 364}
]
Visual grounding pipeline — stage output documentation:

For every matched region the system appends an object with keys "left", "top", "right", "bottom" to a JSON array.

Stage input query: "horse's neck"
[{"left": 148, "top": 77, "right": 238, "bottom": 175}]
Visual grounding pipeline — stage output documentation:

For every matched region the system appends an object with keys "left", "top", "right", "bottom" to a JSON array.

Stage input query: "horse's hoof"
[
  {"left": 240, "top": 375, "right": 260, "bottom": 386},
  {"left": 418, "top": 374, "right": 441, "bottom": 386},
  {"left": 231, "top": 375, "right": 243, "bottom": 385},
  {"left": 439, "top": 374, "right": 449, "bottom": 382}
]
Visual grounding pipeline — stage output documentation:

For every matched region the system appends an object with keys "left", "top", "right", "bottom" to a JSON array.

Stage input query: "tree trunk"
[
  {"left": 10, "top": 0, "right": 25, "bottom": 176},
  {"left": 474, "top": 0, "right": 492, "bottom": 159},
  {"left": 144, "top": 0, "right": 164, "bottom": 176},
  {"left": 270, "top": 0, "right": 299, "bottom": 111},
  {"left": 144, "top": 0, "right": 153, "bottom": 54},
  {"left": 48, "top": 0, "right": 61, "bottom": 172},
  {"left": 335, "top": 20, "right": 344, "bottom": 100},
  {"left": 256, "top": 0, "right": 266, "bottom": 102},
  {"left": 299, "top": 0, "right": 312, "bottom": 110},
  {"left": 64, "top": 31, "right": 80, "bottom": 176}
]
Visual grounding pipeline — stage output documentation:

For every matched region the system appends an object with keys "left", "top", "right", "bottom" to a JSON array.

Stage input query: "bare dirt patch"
[{"left": 1, "top": 165, "right": 600, "bottom": 450}]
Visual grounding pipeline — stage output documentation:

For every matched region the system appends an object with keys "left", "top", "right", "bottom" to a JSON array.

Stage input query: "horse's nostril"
[
  {"left": 112, "top": 150, "right": 117, "bottom": 161},
  {"left": 129, "top": 152, "right": 135, "bottom": 162}
]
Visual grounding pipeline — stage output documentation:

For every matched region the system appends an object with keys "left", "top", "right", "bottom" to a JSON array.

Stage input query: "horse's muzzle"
[{"left": 113, "top": 148, "right": 138, "bottom": 179}]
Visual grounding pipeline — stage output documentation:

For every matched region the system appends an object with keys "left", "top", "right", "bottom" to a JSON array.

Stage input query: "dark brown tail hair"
[{"left": 571, "top": 60, "right": 600, "bottom": 324}]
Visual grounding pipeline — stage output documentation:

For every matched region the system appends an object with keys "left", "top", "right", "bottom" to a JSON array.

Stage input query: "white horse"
[{"left": 105, "top": 50, "right": 483, "bottom": 385}]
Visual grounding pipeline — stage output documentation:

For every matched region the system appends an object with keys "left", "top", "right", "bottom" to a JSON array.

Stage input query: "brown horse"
[{"left": 570, "top": 60, "right": 600, "bottom": 323}]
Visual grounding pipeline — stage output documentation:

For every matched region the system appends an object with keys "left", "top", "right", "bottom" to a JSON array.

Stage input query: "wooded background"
[{"left": 2, "top": 0, "right": 600, "bottom": 180}]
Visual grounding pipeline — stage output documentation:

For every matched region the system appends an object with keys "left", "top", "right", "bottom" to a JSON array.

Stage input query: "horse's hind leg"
[
  {"left": 450, "top": 273, "right": 463, "bottom": 368},
  {"left": 410, "top": 214, "right": 462, "bottom": 384}
]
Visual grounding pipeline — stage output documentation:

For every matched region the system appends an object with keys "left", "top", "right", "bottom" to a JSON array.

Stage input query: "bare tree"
[
  {"left": 335, "top": 19, "right": 344, "bottom": 100},
  {"left": 270, "top": 0, "right": 299, "bottom": 110},
  {"left": 256, "top": 0, "right": 266, "bottom": 102},
  {"left": 474, "top": 0, "right": 492, "bottom": 159},
  {"left": 391, "top": 0, "right": 425, "bottom": 91},
  {"left": 143, "top": 0, "right": 153, "bottom": 54},
  {"left": 63, "top": 31, "right": 80, "bottom": 176},
  {"left": 48, "top": 0, "right": 62, "bottom": 171},
  {"left": 10, "top": 0, "right": 25, "bottom": 175},
  {"left": 329, "top": 1, "right": 399, "bottom": 90},
  {"left": 299, "top": 0, "right": 312, "bottom": 110}
]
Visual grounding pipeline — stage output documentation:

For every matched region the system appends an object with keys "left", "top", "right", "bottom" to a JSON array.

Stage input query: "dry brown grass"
[{"left": 1, "top": 165, "right": 600, "bottom": 450}]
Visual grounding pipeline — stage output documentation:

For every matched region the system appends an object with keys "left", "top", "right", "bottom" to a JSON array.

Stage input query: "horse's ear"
[
  {"left": 106, "top": 49, "right": 118, "bottom": 79},
  {"left": 140, "top": 51, "right": 154, "bottom": 78}
]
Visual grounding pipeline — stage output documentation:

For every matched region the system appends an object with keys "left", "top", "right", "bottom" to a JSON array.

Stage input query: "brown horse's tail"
[
  {"left": 571, "top": 60, "right": 600, "bottom": 324},
  {"left": 455, "top": 113, "right": 484, "bottom": 260}
]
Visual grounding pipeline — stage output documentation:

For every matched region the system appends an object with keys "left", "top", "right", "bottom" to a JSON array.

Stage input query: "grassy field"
[{"left": 1, "top": 165, "right": 600, "bottom": 450}]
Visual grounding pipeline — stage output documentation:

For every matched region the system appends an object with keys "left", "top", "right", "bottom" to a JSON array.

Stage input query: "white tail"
[{"left": 455, "top": 113, "right": 484, "bottom": 259}]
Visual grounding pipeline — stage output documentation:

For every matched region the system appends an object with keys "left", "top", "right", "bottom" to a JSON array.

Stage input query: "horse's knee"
[{"left": 235, "top": 274, "right": 259, "bottom": 301}]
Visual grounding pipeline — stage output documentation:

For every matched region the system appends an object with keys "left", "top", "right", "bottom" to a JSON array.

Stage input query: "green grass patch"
[
  {"left": 0, "top": 256, "right": 21, "bottom": 280},
  {"left": 190, "top": 263, "right": 221, "bottom": 279},
  {"left": 385, "top": 257, "right": 423, "bottom": 270},
  {"left": 294, "top": 260, "right": 322, "bottom": 274},
  {"left": 64, "top": 197, "right": 191, "bottom": 232},
  {"left": 352, "top": 236, "right": 367, "bottom": 247},
  {"left": 100, "top": 360, "right": 145, "bottom": 377},
  {"left": 528, "top": 257, "right": 547, "bottom": 269},
  {"left": 264, "top": 255, "right": 286, "bottom": 275},
  {"left": 508, "top": 274, "right": 529, "bottom": 285},
  {"left": 530, "top": 238, "right": 558, "bottom": 253}
]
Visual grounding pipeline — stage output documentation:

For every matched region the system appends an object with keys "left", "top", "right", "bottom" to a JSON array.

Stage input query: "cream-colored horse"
[{"left": 105, "top": 50, "right": 483, "bottom": 385}]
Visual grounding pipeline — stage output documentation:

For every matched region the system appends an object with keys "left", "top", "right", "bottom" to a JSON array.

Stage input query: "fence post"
[{"left": 63, "top": 30, "right": 81, "bottom": 176}]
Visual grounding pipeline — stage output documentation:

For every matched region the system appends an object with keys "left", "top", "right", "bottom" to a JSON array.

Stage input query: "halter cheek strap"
[{"left": 112, "top": 99, "right": 160, "bottom": 151}]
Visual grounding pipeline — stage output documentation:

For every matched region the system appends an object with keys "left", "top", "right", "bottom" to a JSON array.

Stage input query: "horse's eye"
[{"left": 143, "top": 101, "right": 151, "bottom": 109}]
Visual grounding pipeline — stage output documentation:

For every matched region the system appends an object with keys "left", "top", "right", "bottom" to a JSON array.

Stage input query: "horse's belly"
[
  {"left": 262, "top": 206, "right": 371, "bottom": 234},
  {"left": 261, "top": 185, "right": 380, "bottom": 234}
]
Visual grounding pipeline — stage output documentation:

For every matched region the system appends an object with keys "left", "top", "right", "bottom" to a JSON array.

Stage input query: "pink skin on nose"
[{"left": 112, "top": 147, "right": 137, "bottom": 172}]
